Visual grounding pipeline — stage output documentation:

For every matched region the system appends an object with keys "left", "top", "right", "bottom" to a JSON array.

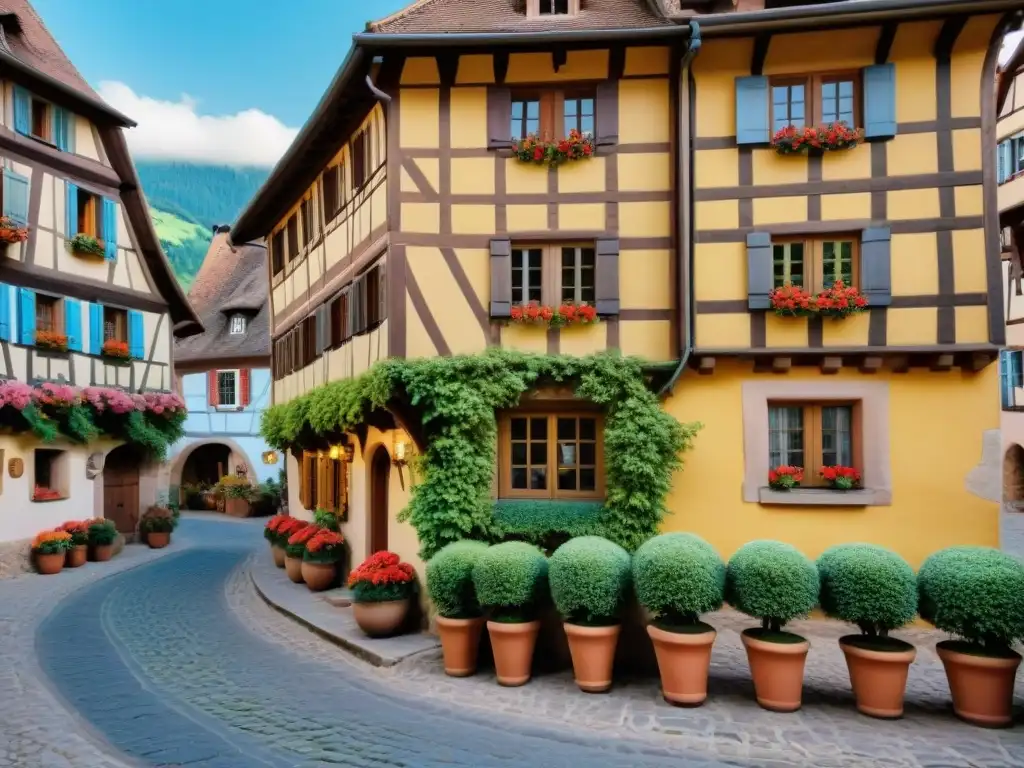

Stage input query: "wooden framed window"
[
  {"left": 770, "top": 79, "right": 807, "bottom": 133},
  {"left": 322, "top": 165, "right": 340, "bottom": 223},
  {"left": 76, "top": 188, "right": 100, "bottom": 237},
  {"left": 511, "top": 96, "right": 541, "bottom": 140},
  {"left": 35, "top": 295, "right": 62, "bottom": 333},
  {"left": 271, "top": 230, "right": 285, "bottom": 275},
  {"left": 217, "top": 370, "right": 239, "bottom": 408},
  {"left": 499, "top": 412, "right": 604, "bottom": 499},
  {"left": 352, "top": 131, "right": 367, "bottom": 190},
  {"left": 819, "top": 76, "right": 857, "bottom": 125},
  {"left": 364, "top": 263, "right": 386, "bottom": 329},
  {"left": 332, "top": 457, "right": 347, "bottom": 517},
  {"left": 527, "top": 0, "right": 577, "bottom": 16},
  {"left": 768, "top": 402, "right": 858, "bottom": 487},
  {"left": 300, "top": 197, "right": 314, "bottom": 248},
  {"left": 511, "top": 88, "right": 597, "bottom": 141},
  {"left": 560, "top": 246, "right": 596, "bottom": 304},
  {"left": 301, "top": 315, "right": 317, "bottom": 366},
  {"left": 563, "top": 91, "right": 596, "bottom": 137},
  {"left": 286, "top": 214, "right": 299, "bottom": 261},
  {"left": 301, "top": 451, "right": 318, "bottom": 511},
  {"left": 31, "top": 97, "right": 51, "bottom": 141},
  {"left": 772, "top": 236, "right": 858, "bottom": 291},
  {"left": 329, "top": 292, "right": 347, "bottom": 348},
  {"left": 511, "top": 243, "right": 597, "bottom": 306},
  {"left": 770, "top": 73, "right": 860, "bottom": 131},
  {"left": 511, "top": 247, "right": 544, "bottom": 304},
  {"left": 103, "top": 306, "right": 127, "bottom": 342}
]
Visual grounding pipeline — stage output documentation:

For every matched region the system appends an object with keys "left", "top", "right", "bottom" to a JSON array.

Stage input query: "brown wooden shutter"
[
  {"left": 354, "top": 276, "right": 367, "bottom": 334},
  {"left": 490, "top": 239, "right": 512, "bottom": 317},
  {"left": 300, "top": 453, "right": 311, "bottom": 510},
  {"left": 487, "top": 86, "right": 512, "bottom": 149},
  {"left": 240, "top": 368, "right": 251, "bottom": 407},
  {"left": 595, "top": 81, "right": 619, "bottom": 146},
  {"left": 595, "top": 238, "right": 620, "bottom": 315},
  {"left": 207, "top": 371, "right": 219, "bottom": 406},
  {"left": 746, "top": 232, "right": 773, "bottom": 310}
]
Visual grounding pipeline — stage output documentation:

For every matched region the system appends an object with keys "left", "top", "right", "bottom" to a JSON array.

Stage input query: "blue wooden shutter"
[
  {"left": 88, "top": 302, "right": 103, "bottom": 354},
  {"left": 3, "top": 171, "right": 29, "bottom": 226},
  {"left": 17, "top": 288, "right": 35, "bottom": 345},
  {"left": 863, "top": 64, "right": 897, "bottom": 140},
  {"left": 746, "top": 232, "right": 773, "bottom": 310},
  {"left": 64, "top": 297, "right": 82, "bottom": 351},
  {"left": 66, "top": 182, "right": 78, "bottom": 236},
  {"left": 102, "top": 198, "right": 117, "bottom": 261},
  {"left": 0, "top": 283, "right": 10, "bottom": 342},
  {"left": 999, "top": 141, "right": 1008, "bottom": 184},
  {"left": 860, "top": 227, "right": 893, "bottom": 307},
  {"left": 735, "top": 76, "right": 770, "bottom": 146},
  {"left": 13, "top": 86, "right": 30, "bottom": 136},
  {"left": 128, "top": 309, "right": 144, "bottom": 359},
  {"left": 53, "top": 108, "right": 74, "bottom": 152}
]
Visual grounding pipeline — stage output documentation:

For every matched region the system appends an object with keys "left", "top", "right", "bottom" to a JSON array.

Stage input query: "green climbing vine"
[{"left": 261, "top": 350, "right": 701, "bottom": 560}]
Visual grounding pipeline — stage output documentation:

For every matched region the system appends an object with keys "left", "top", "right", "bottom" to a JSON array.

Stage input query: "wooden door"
[
  {"left": 370, "top": 446, "right": 390, "bottom": 554},
  {"left": 104, "top": 446, "right": 140, "bottom": 534}
]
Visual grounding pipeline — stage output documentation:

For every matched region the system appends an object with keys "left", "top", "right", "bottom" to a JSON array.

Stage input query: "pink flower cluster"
[
  {"left": 0, "top": 381, "right": 33, "bottom": 410},
  {"left": 33, "top": 382, "right": 81, "bottom": 408},
  {"left": 0, "top": 381, "right": 186, "bottom": 418},
  {"left": 142, "top": 391, "right": 186, "bottom": 418}
]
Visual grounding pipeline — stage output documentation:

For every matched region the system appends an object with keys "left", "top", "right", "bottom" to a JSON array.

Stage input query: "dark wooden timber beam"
[
  {"left": 751, "top": 32, "right": 772, "bottom": 76},
  {"left": 859, "top": 356, "right": 883, "bottom": 374},
  {"left": 934, "top": 16, "right": 967, "bottom": 60},
  {"left": 821, "top": 357, "right": 842, "bottom": 374},
  {"left": 698, "top": 357, "right": 716, "bottom": 375},
  {"left": 875, "top": 22, "right": 897, "bottom": 65},
  {"left": 931, "top": 353, "right": 955, "bottom": 372}
]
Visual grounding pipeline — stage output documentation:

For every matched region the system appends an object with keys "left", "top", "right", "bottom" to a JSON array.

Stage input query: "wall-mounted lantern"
[{"left": 262, "top": 451, "right": 278, "bottom": 465}]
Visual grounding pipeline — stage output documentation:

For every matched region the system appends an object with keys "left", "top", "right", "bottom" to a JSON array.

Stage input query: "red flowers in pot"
[
  {"left": 0, "top": 216, "right": 29, "bottom": 244},
  {"left": 769, "top": 281, "right": 868, "bottom": 319},
  {"left": 768, "top": 466, "right": 804, "bottom": 491},
  {"left": 820, "top": 465, "right": 861, "bottom": 490},
  {"left": 771, "top": 122, "right": 864, "bottom": 155},
  {"left": 510, "top": 301, "right": 599, "bottom": 328},
  {"left": 513, "top": 129, "right": 595, "bottom": 167},
  {"left": 101, "top": 339, "right": 131, "bottom": 361}
]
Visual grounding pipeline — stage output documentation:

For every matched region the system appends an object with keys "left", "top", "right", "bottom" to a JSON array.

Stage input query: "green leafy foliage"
[
  {"left": 548, "top": 536, "right": 631, "bottom": 625},
  {"left": 725, "top": 540, "right": 819, "bottom": 632},
  {"left": 87, "top": 519, "right": 117, "bottom": 546},
  {"left": 472, "top": 541, "right": 549, "bottom": 622},
  {"left": 918, "top": 546, "right": 1024, "bottom": 652},
  {"left": 817, "top": 543, "right": 917, "bottom": 636},
  {"left": 314, "top": 508, "right": 341, "bottom": 531},
  {"left": 632, "top": 532, "right": 725, "bottom": 627},
  {"left": 426, "top": 540, "right": 490, "bottom": 619},
  {"left": 492, "top": 500, "right": 603, "bottom": 551},
  {"left": 261, "top": 350, "right": 700, "bottom": 560}
]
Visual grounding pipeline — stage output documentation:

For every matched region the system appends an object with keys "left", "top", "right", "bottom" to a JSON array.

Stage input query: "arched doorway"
[
  {"left": 104, "top": 445, "right": 141, "bottom": 534},
  {"left": 182, "top": 443, "right": 231, "bottom": 487},
  {"left": 370, "top": 446, "right": 390, "bottom": 554},
  {"left": 1004, "top": 444, "right": 1024, "bottom": 507}
]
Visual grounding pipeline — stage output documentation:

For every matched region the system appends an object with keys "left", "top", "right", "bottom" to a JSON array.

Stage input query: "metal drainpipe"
[{"left": 660, "top": 22, "right": 701, "bottom": 399}]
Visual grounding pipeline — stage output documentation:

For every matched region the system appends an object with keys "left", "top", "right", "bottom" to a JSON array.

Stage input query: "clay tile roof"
[
  {"left": 369, "top": 0, "right": 671, "bottom": 34},
  {"left": 175, "top": 232, "right": 269, "bottom": 363}
]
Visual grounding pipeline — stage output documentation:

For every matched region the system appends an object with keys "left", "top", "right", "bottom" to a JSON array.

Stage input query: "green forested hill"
[{"left": 137, "top": 162, "right": 269, "bottom": 291}]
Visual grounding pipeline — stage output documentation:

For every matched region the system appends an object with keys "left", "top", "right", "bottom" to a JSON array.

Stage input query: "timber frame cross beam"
[{"left": 692, "top": 349, "right": 996, "bottom": 374}]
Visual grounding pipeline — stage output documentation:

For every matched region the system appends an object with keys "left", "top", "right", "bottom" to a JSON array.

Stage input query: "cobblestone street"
[{"left": 0, "top": 515, "right": 1020, "bottom": 767}]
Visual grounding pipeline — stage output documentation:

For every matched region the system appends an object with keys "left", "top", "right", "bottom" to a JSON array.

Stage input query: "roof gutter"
[
  {"left": 0, "top": 49, "right": 135, "bottom": 127},
  {"left": 352, "top": 25, "right": 692, "bottom": 48}
]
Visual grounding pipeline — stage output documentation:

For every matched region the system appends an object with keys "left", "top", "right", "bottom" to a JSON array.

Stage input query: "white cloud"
[{"left": 96, "top": 81, "right": 298, "bottom": 167}]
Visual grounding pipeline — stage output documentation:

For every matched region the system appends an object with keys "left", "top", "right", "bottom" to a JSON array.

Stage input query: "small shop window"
[
  {"left": 772, "top": 236, "right": 859, "bottom": 292},
  {"left": 768, "top": 402, "right": 856, "bottom": 487},
  {"left": 499, "top": 412, "right": 603, "bottom": 500},
  {"left": 33, "top": 448, "right": 66, "bottom": 501},
  {"left": 104, "top": 306, "right": 127, "bottom": 342}
]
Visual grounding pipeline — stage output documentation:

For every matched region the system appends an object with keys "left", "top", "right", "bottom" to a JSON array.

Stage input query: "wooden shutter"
[
  {"left": 88, "top": 302, "right": 102, "bottom": 353},
  {"left": 999, "top": 142, "right": 1008, "bottom": 184},
  {"left": 863, "top": 64, "right": 897, "bottom": 141},
  {"left": 64, "top": 298, "right": 82, "bottom": 351},
  {"left": 3, "top": 171, "right": 29, "bottom": 226},
  {"left": 65, "top": 182, "right": 78, "bottom": 236},
  {"left": 300, "top": 453, "right": 311, "bottom": 510},
  {"left": 746, "top": 232, "right": 773, "bottom": 310},
  {"left": 735, "top": 76, "right": 770, "bottom": 146},
  {"left": 13, "top": 86, "right": 29, "bottom": 136},
  {"left": 595, "top": 81, "right": 619, "bottom": 146},
  {"left": 341, "top": 290, "right": 351, "bottom": 341},
  {"left": 0, "top": 283, "right": 11, "bottom": 342},
  {"left": 378, "top": 263, "right": 387, "bottom": 322},
  {"left": 860, "top": 227, "right": 893, "bottom": 307},
  {"left": 489, "top": 239, "right": 512, "bottom": 317},
  {"left": 53, "top": 107, "right": 73, "bottom": 152},
  {"left": 595, "top": 238, "right": 620, "bottom": 315},
  {"left": 102, "top": 198, "right": 118, "bottom": 261},
  {"left": 240, "top": 369, "right": 251, "bottom": 407},
  {"left": 315, "top": 305, "right": 327, "bottom": 356},
  {"left": 127, "top": 310, "right": 144, "bottom": 358},
  {"left": 17, "top": 288, "right": 34, "bottom": 345},
  {"left": 208, "top": 371, "right": 219, "bottom": 406},
  {"left": 487, "top": 86, "right": 512, "bottom": 149}
]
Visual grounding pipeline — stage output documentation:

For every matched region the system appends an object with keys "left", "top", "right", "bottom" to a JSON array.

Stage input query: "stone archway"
[
  {"left": 1004, "top": 444, "right": 1024, "bottom": 508},
  {"left": 168, "top": 438, "right": 259, "bottom": 489}
]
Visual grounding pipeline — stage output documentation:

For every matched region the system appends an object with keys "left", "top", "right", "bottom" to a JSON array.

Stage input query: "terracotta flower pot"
[
  {"left": 487, "top": 620, "right": 541, "bottom": 687},
  {"left": 840, "top": 636, "right": 916, "bottom": 719},
  {"left": 647, "top": 624, "right": 717, "bottom": 705},
  {"left": 436, "top": 616, "right": 486, "bottom": 677},
  {"left": 147, "top": 532, "right": 171, "bottom": 549},
  {"left": 285, "top": 555, "right": 304, "bottom": 583},
  {"left": 225, "top": 497, "right": 251, "bottom": 518},
  {"left": 353, "top": 598, "right": 411, "bottom": 638},
  {"left": 301, "top": 560, "right": 336, "bottom": 591},
  {"left": 936, "top": 641, "right": 1022, "bottom": 727},
  {"left": 563, "top": 623, "right": 620, "bottom": 693},
  {"left": 742, "top": 630, "right": 810, "bottom": 712},
  {"left": 35, "top": 552, "right": 64, "bottom": 575},
  {"left": 65, "top": 545, "right": 87, "bottom": 568},
  {"left": 271, "top": 544, "right": 286, "bottom": 568},
  {"left": 89, "top": 544, "right": 113, "bottom": 562}
]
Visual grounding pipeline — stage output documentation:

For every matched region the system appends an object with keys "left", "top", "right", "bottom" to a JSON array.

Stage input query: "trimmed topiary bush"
[
  {"left": 918, "top": 546, "right": 1024, "bottom": 654},
  {"left": 632, "top": 532, "right": 725, "bottom": 630},
  {"left": 472, "top": 541, "right": 549, "bottom": 622},
  {"left": 726, "top": 540, "right": 818, "bottom": 637},
  {"left": 427, "top": 540, "right": 490, "bottom": 619},
  {"left": 817, "top": 543, "right": 917, "bottom": 643},
  {"left": 549, "top": 536, "right": 631, "bottom": 626}
]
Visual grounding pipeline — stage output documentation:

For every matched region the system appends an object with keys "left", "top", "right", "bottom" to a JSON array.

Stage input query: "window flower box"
[
  {"left": 769, "top": 281, "right": 868, "bottom": 319},
  {"left": 100, "top": 339, "right": 132, "bottom": 365},
  {"left": 32, "top": 486, "right": 63, "bottom": 502},
  {"left": 67, "top": 233, "right": 105, "bottom": 258},
  {"left": 768, "top": 465, "right": 803, "bottom": 491},
  {"left": 513, "top": 130, "right": 595, "bottom": 168},
  {"left": 820, "top": 465, "right": 862, "bottom": 490},
  {"left": 771, "top": 122, "right": 864, "bottom": 156},
  {"left": 0, "top": 216, "right": 29, "bottom": 245},
  {"left": 510, "top": 301, "right": 599, "bottom": 328},
  {"left": 35, "top": 330, "right": 68, "bottom": 352}
]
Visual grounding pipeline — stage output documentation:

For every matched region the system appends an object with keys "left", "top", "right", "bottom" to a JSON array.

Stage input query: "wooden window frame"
[
  {"left": 771, "top": 235, "right": 859, "bottom": 292},
  {"left": 526, "top": 0, "right": 578, "bottom": 17},
  {"left": 352, "top": 131, "right": 367, "bottom": 191},
  {"left": 35, "top": 294, "right": 63, "bottom": 334},
  {"left": 511, "top": 242, "right": 595, "bottom": 306},
  {"left": 767, "top": 400, "right": 862, "bottom": 488},
  {"left": 498, "top": 410, "right": 605, "bottom": 501},
  {"left": 76, "top": 188, "right": 100, "bottom": 238},
  {"left": 286, "top": 214, "right": 299, "bottom": 263},
  {"left": 300, "top": 196, "right": 315, "bottom": 248},
  {"left": 30, "top": 97, "right": 51, "bottom": 142},
  {"left": 300, "top": 450, "right": 319, "bottom": 511},
  {"left": 510, "top": 87, "right": 596, "bottom": 141},
  {"left": 271, "top": 230, "right": 285, "bottom": 275},
  {"left": 322, "top": 165, "right": 340, "bottom": 224},
  {"left": 216, "top": 369, "right": 240, "bottom": 409},
  {"left": 103, "top": 306, "right": 127, "bottom": 342},
  {"left": 768, "top": 71, "right": 861, "bottom": 132}
]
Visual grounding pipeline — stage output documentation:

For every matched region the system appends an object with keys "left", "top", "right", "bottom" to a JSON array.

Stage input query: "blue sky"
[{"left": 31, "top": 0, "right": 410, "bottom": 165}]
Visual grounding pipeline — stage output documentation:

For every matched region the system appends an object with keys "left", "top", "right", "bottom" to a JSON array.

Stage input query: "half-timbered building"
[{"left": 235, "top": 0, "right": 1015, "bottom": 575}]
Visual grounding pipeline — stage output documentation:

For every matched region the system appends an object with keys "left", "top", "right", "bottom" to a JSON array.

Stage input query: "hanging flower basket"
[
  {"left": 771, "top": 122, "right": 864, "bottom": 155},
  {"left": 513, "top": 130, "right": 595, "bottom": 168},
  {"left": 820, "top": 465, "right": 861, "bottom": 490},
  {"left": 0, "top": 216, "right": 29, "bottom": 244},
  {"left": 35, "top": 330, "right": 68, "bottom": 352},
  {"left": 768, "top": 465, "right": 804, "bottom": 491},
  {"left": 510, "top": 301, "right": 599, "bottom": 328},
  {"left": 67, "top": 233, "right": 105, "bottom": 258},
  {"left": 101, "top": 339, "right": 132, "bottom": 365}
]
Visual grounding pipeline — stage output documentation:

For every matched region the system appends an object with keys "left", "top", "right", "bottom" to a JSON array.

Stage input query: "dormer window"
[
  {"left": 527, "top": 0, "right": 578, "bottom": 17},
  {"left": 230, "top": 315, "right": 247, "bottom": 335}
]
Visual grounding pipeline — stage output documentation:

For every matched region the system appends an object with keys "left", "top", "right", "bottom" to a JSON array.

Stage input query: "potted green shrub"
[
  {"left": 918, "top": 546, "right": 1024, "bottom": 726},
  {"left": 348, "top": 551, "right": 418, "bottom": 637},
  {"left": 549, "top": 536, "right": 631, "bottom": 693},
  {"left": 140, "top": 506, "right": 174, "bottom": 549},
  {"left": 472, "top": 541, "right": 548, "bottom": 686},
  {"left": 817, "top": 543, "right": 918, "bottom": 719},
  {"left": 632, "top": 532, "right": 725, "bottom": 706},
  {"left": 427, "top": 540, "right": 490, "bottom": 677},
  {"left": 87, "top": 518, "right": 118, "bottom": 562},
  {"left": 726, "top": 540, "right": 819, "bottom": 712}
]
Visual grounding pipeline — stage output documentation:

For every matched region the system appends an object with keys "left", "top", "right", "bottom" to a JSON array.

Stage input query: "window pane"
[
  {"left": 530, "top": 468, "right": 547, "bottom": 490},
  {"left": 531, "top": 417, "right": 547, "bottom": 439},
  {"left": 565, "top": 99, "right": 577, "bottom": 118},
  {"left": 768, "top": 405, "right": 804, "bottom": 467},
  {"left": 580, "top": 418, "right": 596, "bottom": 440},
  {"left": 512, "top": 101, "right": 523, "bottom": 120},
  {"left": 562, "top": 247, "right": 576, "bottom": 268},
  {"left": 558, "top": 443, "right": 577, "bottom": 466},
  {"left": 580, "top": 115, "right": 594, "bottom": 135},
  {"left": 579, "top": 442, "right": 595, "bottom": 465},
  {"left": 821, "top": 406, "right": 853, "bottom": 466},
  {"left": 530, "top": 442, "right": 547, "bottom": 465},
  {"left": 511, "top": 418, "right": 527, "bottom": 440},
  {"left": 557, "top": 418, "right": 576, "bottom": 440},
  {"left": 558, "top": 468, "right": 577, "bottom": 490},
  {"left": 526, "top": 101, "right": 539, "bottom": 119},
  {"left": 580, "top": 468, "right": 596, "bottom": 491},
  {"left": 511, "top": 467, "right": 527, "bottom": 489},
  {"left": 512, "top": 443, "right": 527, "bottom": 465},
  {"left": 772, "top": 86, "right": 790, "bottom": 107}
]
